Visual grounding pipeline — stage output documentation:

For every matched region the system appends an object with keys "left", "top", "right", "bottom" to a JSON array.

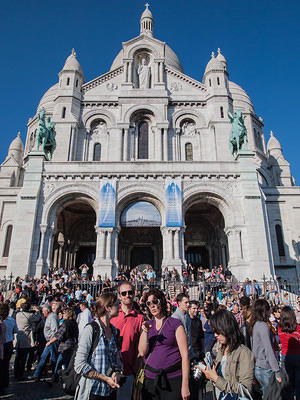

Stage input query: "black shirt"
[{"left": 190, "top": 316, "right": 204, "bottom": 359}]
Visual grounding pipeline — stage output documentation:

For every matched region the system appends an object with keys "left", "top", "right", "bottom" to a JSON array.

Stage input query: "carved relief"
[
  {"left": 106, "top": 82, "right": 118, "bottom": 91},
  {"left": 91, "top": 120, "right": 107, "bottom": 136},
  {"left": 170, "top": 82, "right": 182, "bottom": 93}
]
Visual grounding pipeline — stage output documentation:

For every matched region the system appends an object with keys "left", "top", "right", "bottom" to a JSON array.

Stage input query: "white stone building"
[{"left": 1, "top": 5, "right": 299, "bottom": 282}]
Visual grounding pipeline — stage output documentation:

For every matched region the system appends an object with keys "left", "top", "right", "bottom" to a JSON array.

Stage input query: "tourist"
[
  {"left": 110, "top": 281, "right": 144, "bottom": 400},
  {"left": 46, "top": 307, "right": 79, "bottom": 381},
  {"left": 0, "top": 303, "right": 9, "bottom": 393},
  {"left": 278, "top": 306, "right": 300, "bottom": 400},
  {"left": 77, "top": 301, "right": 92, "bottom": 340},
  {"left": 33, "top": 304, "right": 59, "bottom": 381},
  {"left": 172, "top": 293, "right": 194, "bottom": 358},
  {"left": 2, "top": 304, "right": 18, "bottom": 387},
  {"left": 74, "top": 293, "right": 122, "bottom": 400},
  {"left": 250, "top": 299, "right": 282, "bottom": 396},
  {"left": 138, "top": 288, "right": 190, "bottom": 400},
  {"left": 232, "top": 302, "right": 243, "bottom": 328},
  {"left": 14, "top": 302, "right": 39, "bottom": 379},
  {"left": 240, "top": 296, "right": 251, "bottom": 349},
  {"left": 198, "top": 309, "right": 254, "bottom": 398}
]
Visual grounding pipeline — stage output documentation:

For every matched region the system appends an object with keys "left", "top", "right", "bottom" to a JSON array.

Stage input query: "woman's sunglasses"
[{"left": 146, "top": 298, "right": 160, "bottom": 307}]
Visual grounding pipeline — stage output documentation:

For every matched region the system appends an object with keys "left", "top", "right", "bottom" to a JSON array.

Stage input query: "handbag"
[
  {"left": 219, "top": 384, "right": 253, "bottom": 400},
  {"left": 135, "top": 318, "right": 169, "bottom": 392}
]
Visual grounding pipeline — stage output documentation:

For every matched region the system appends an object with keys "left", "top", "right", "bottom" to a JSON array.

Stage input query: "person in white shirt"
[{"left": 76, "top": 302, "right": 92, "bottom": 340}]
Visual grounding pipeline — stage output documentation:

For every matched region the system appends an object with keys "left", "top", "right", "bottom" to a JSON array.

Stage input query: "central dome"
[{"left": 110, "top": 44, "right": 184, "bottom": 73}]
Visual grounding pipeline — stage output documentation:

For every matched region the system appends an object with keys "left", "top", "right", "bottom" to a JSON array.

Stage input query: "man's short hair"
[
  {"left": 118, "top": 281, "right": 134, "bottom": 293},
  {"left": 240, "top": 296, "right": 250, "bottom": 307},
  {"left": 189, "top": 300, "right": 199, "bottom": 307},
  {"left": 176, "top": 293, "right": 189, "bottom": 303}
]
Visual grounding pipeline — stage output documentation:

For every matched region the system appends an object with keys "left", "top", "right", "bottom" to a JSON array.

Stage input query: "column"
[
  {"left": 36, "top": 224, "right": 48, "bottom": 276},
  {"left": 159, "top": 62, "right": 164, "bottom": 83},
  {"left": 123, "top": 128, "right": 129, "bottom": 161},
  {"left": 45, "top": 226, "right": 54, "bottom": 270},
  {"left": 174, "top": 229, "right": 180, "bottom": 259},
  {"left": 161, "top": 227, "right": 169, "bottom": 265},
  {"left": 163, "top": 129, "right": 168, "bottom": 161},
  {"left": 130, "top": 128, "right": 135, "bottom": 160},
  {"left": 106, "top": 228, "right": 113, "bottom": 260}
]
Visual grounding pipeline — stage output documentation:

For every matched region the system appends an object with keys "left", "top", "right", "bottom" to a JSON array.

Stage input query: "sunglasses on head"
[
  {"left": 121, "top": 290, "right": 133, "bottom": 297},
  {"left": 146, "top": 298, "right": 160, "bottom": 307}
]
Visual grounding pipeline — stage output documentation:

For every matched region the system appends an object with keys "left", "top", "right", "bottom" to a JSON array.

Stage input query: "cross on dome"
[
  {"left": 145, "top": 2, "right": 150, "bottom": 8},
  {"left": 140, "top": 3, "right": 154, "bottom": 36}
]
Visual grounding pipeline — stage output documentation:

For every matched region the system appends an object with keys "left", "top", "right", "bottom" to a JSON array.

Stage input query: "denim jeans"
[
  {"left": 255, "top": 365, "right": 273, "bottom": 396},
  {"left": 54, "top": 348, "right": 72, "bottom": 376},
  {"left": 34, "top": 342, "right": 58, "bottom": 379},
  {"left": 281, "top": 354, "right": 300, "bottom": 400},
  {"left": 116, "top": 374, "right": 134, "bottom": 400}
]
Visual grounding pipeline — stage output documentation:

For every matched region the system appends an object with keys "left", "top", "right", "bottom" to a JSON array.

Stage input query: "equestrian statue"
[
  {"left": 228, "top": 109, "right": 248, "bottom": 158},
  {"left": 36, "top": 108, "right": 56, "bottom": 160}
]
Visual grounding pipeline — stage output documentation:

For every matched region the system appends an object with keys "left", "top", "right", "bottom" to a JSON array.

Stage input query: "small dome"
[
  {"left": 140, "top": 3, "right": 153, "bottom": 20},
  {"left": 8, "top": 132, "right": 23, "bottom": 163},
  {"left": 228, "top": 81, "right": 254, "bottom": 113},
  {"left": 61, "top": 49, "right": 83, "bottom": 75},
  {"left": 267, "top": 131, "right": 282, "bottom": 152},
  {"left": 204, "top": 52, "right": 225, "bottom": 75},
  {"left": 216, "top": 48, "right": 227, "bottom": 69}
]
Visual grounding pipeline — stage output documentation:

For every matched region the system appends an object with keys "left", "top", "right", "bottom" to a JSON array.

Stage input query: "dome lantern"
[{"left": 140, "top": 3, "right": 154, "bottom": 37}]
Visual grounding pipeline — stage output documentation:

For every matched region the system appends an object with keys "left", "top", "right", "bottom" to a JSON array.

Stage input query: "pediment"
[{"left": 82, "top": 66, "right": 124, "bottom": 95}]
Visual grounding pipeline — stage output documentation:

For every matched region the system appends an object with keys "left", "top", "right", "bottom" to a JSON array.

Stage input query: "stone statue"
[
  {"left": 228, "top": 109, "right": 248, "bottom": 157},
  {"left": 137, "top": 58, "right": 150, "bottom": 89},
  {"left": 36, "top": 108, "right": 56, "bottom": 160},
  {"left": 182, "top": 121, "right": 196, "bottom": 136}
]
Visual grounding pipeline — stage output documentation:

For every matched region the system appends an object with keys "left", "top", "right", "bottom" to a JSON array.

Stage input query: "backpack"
[{"left": 61, "top": 320, "right": 100, "bottom": 395}]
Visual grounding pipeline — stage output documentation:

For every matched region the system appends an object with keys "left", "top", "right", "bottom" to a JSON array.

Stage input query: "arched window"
[
  {"left": 138, "top": 121, "right": 149, "bottom": 159},
  {"left": 93, "top": 143, "right": 101, "bottom": 161},
  {"left": 185, "top": 143, "right": 193, "bottom": 161},
  {"left": 220, "top": 106, "right": 224, "bottom": 118},
  {"left": 275, "top": 224, "right": 285, "bottom": 257},
  {"left": 66, "top": 77, "right": 70, "bottom": 86},
  {"left": 217, "top": 77, "right": 220, "bottom": 85},
  {"left": 62, "top": 107, "right": 66, "bottom": 119},
  {"left": 209, "top": 79, "right": 212, "bottom": 87},
  {"left": 76, "top": 79, "right": 79, "bottom": 87},
  {"left": 3, "top": 225, "right": 13, "bottom": 257}
]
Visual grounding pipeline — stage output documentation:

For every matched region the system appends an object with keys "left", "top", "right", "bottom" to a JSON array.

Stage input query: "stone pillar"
[
  {"left": 57, "top": 232, "right": 65, "bottom": 270},
  {"left": 163, "top": 129, "right": 168, "bottom": 161},
  {"left": 36, "top": 224, "right": 48, "bottom": 276},
  {"left": 130, "top": 128, "right": 135, "bottom": 161},
  {"left": 94, "top": 227, "right": 114, "bottom": 279},
  {"left": 161, "top": 226, "right": 183, "bottom": 277},
  {"left": 46, "top": 226, "right": 55, "bottom": 271},
  {"left": 123, "top": 128, "right": 129, "bottom": 161}
]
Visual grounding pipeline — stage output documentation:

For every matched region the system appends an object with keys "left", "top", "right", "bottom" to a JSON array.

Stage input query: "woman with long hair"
[
  {"left": 250, "top": 299, "right": 281, "bottom": 396},
  {"left": 138, "top": 288, "right": 190, "bottom": 400},
  {"left": 278, "top": 306, "right": 300, "bottom": 400},
  {"left": 74, "top": 293, "right": 122, "bottom": 400},
  {"left": 199, "top": 309, "right": 254, "bottom": 399}
]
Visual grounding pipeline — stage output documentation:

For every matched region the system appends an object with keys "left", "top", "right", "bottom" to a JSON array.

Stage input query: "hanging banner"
[
  {"left": 165, "top": 177, "right": 183, "bottom": 227},
  {"left": 98, "top": 179, "right": 116, "bottom": 227}
]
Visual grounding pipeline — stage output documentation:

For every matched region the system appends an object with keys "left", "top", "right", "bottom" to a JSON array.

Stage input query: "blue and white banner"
[
  {"left": 165, "top": 178, "right": 183, "bottom": 227},
  {"left": 98, "top": 179, "right": 116, "bottom": 227}
]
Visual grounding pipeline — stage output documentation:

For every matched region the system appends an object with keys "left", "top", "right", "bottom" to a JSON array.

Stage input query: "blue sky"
[{"left": 1, "top": 0, "right": 299, "bottom": 182}]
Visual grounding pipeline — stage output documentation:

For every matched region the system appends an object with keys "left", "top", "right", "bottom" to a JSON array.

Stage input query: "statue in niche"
[
  {"left": 137, "top": 58, "right": 151, "bottom": 89},
  {"left": 228, "top": 109, "right": 248, "bottom": 157},
  {"left": 92, "top": 121, "right": 106, "bottom": 136},
  {"left": 182, "top": 121, "right": 196, "bottom": 136}
]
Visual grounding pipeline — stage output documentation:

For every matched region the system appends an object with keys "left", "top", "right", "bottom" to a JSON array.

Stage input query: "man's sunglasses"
[
  {"left": 121, "top": 290, "right": 133, "bottom": 297},
  {"left": 146, "top": 298, "right": 160, "bottom": 307}
]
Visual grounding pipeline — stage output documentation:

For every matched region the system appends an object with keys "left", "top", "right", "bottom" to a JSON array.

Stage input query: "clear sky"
[{"left": 1, "top": 0, "right": 299, "bottom": 181}]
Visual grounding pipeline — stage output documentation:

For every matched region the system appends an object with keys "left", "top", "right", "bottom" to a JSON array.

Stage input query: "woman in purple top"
[{"left": 138, "top": 288, "right": 190, "bottom": 400}]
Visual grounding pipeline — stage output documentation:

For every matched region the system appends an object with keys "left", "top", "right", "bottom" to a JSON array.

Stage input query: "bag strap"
[
  {"left": 238, "top": 383, "right": 253, "bottom": 399},
  {"left": 144, "top": 317, "right": 169, "bottom": 368}
]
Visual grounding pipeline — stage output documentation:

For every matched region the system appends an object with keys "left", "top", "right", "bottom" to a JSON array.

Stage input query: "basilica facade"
[{"left": 1, "top": 5, "right": 300, "bottom": 282}]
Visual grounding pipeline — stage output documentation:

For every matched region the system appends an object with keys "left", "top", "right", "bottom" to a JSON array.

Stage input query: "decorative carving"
[
  {"left": 92, "top": 121, "right": 107, "bottom": 136},
  {"left": 43, "top": 183, "right": 56, "bottom": 198},
  {"left": 170, "top": 82, "right": 182, "bottom": 93},
  {"left": 106, "top": 82, "right": 118, "bottom": 91}
]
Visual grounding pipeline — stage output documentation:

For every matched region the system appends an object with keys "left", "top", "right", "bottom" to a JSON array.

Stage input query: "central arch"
[
  {"left": 184, "top": 201, "right": 228, "bottom": 269},
  {"left": 118, "top": 201, "right": 162, "bottom": 274}
]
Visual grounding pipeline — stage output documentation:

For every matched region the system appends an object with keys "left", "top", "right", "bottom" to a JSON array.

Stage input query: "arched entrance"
[
  {"left": 118, "top": 201, "right": 162, "bottom": 274},
  {"left": 184, "top": 202, "right": 228, "bottom": 268},
  {"left": 52, "top": 199, "right": 96, "bottom": 272}
]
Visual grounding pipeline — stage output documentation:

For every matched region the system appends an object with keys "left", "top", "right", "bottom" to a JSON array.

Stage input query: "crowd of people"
[{"left": 0, "top": 268, "right": 299, "bottom": 400}]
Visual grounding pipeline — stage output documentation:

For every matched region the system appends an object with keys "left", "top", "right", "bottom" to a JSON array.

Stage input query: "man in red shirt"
[{"left": 111, "top": 281, "right": 144, "bottom": 400}]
